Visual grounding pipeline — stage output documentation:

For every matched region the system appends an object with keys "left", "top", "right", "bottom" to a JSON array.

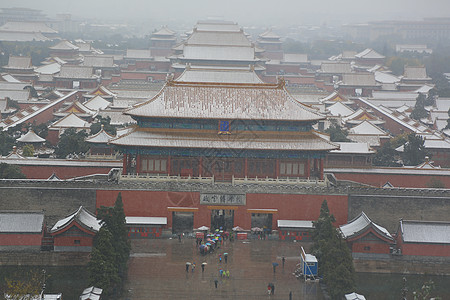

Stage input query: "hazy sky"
[{"left": 5, "top": 0, "right": 450, "bottom": 26}]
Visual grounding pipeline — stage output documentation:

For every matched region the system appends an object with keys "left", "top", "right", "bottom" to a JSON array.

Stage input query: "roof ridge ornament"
[{"left": 276, "top": 76, "right": 286, "bottom": 89}]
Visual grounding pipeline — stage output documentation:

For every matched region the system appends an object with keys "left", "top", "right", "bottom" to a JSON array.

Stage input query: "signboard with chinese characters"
[{"left": 200, "top": 193, "right": 246, "bottom": 205}]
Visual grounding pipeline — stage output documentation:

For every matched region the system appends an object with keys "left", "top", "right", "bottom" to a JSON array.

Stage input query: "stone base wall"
[
  {"left": 0, "top": 251, "right": 90, "bottom": 266},
  {"left": 354, "top": 256, "right": 450, "bottom": 275}
]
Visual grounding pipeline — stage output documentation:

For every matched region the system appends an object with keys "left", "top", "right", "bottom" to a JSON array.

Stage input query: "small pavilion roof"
[
  {"left": 320, "top": 91, "right": 354, "bottom": 105},
  {"left": 80, "top": 286, "right": 102, "bottom": 300},
  {"left": 0, "top": 211, "right": 44, "bottom": 233},
  {"left": 50, "top": 206, "right": 101, "bottom": 233},
  {"left": 16, "top": 129, "right": 45, "bottom": 143},
  {"left": 124, "top": 80, "right": 325, "bottom": 122},
  {"left": 326, "top": 102, "right": 354, "bottom": 117},
  {"left": 152, "top": 26, "right": 176, "bottom": 36},
  {"left": 259, "top": 29, "right": 281, "bottom": 39},
  {"left": 355, "top": 48, "right": 385, "bottom": 59},
  {"left": 56, "top": 101, "right": 96, "bottom": 117},
  {"left": 342, "top": 108, "right": 384, "bottom": 125},
  {"left": 85, "top": 126, "right": 115, "bottom": 144},
  {"left": 340, "top": 212, "right": 393, "bottom": 241},
  {"left": 399, "top": 220, "right": 450, "bottom": 244},
  {"left": 349, "top": 120, "right": 388, "bottom": 135},
  {"left": 49, "top": 40, "right": 79, "bottom": 50},
  {"left": 50, "top": 112, "right": 90, "bottom": 129},
  {"left": 84, "top": 95, "right": 111, "bottom": 111}
]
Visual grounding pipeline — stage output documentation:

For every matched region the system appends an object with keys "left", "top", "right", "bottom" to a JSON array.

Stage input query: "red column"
[
  {"left": 320, "top": 158, "right": 324, "bottom": 180},
  {"left": 244, "top": 157, "right": 248, "bottom": 177},
  {"left": 123, "top": 154, "right": 127, "bottom": 175},
  {"left": 167, "top": 155, "right": 171, "bottom": 175},
  {"left": 275, "top": 159, "right": 280, "bottom": 177},
  {"left": 136, "top": 154, "right": 141, "bottom": 174},
  {"left": 306, "top": 158, "right": 310, "bottom": 178}
]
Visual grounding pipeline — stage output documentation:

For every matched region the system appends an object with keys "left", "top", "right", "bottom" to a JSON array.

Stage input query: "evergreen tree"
[
  {"left": 90, "top": 116, "right": 117, "bottom": 136},
  {"left": 402, "top": 134, "right": 428, "bottom": 166},
  {"left": 325, "top": 120, "right": 351, "bottom": 142},
  {"left": 0, "top": 131, "right": 15, "bottom": 156},
  {"left": 0, "top": 163, "right": 26, "bottom": 179},
  {"left": 410, "top": 93, "right": 429, "bottom": 121},
  {"left": 96, "top": 193, "right": 131, "bottom": 294},
  {"left": 88, "top": 227, "right": 120, "bottom": 296},
  {"left": 312, "top": 200, "right": 355, "bottom": 299},
  {"left": 54, "top": 128, "right": 89, "bottom": 158}
]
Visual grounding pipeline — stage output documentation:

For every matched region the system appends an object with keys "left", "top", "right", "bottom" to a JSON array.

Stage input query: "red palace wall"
[
  {"left": 331, "top": 171, "right": 450, "bottom": 188},
  {"left": 400, "top": 243, "right": 450, "bottom": 257},
  {"left": 351, "top": 240, "right": 391, "bottom": 254},
  {"left": 20, "top": 164, "right": 116, "bottom": 180},
  {"left": 53, "top": 235, "right": 94, "bottom": 248},
  {"left": 96, "top": 190, "right": 348, "bottom": 229},
  {"left": 0, "top": 233, "right": 42, "bottom": 246}
]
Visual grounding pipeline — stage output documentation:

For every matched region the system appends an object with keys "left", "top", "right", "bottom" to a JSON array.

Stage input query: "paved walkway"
[{"left": 123, "top": 238, "right": 324, "bottom": 299}]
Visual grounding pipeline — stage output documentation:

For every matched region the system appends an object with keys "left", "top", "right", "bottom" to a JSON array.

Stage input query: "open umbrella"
[
  {"left": 272, "top": 262, "right": 279, "bottom": 267},
  {"left": 232, "top": 226, "right": 244, "bottom": 231},
  {"left": 202, "top": 262, "right": 207, "bottom": 265},
  {"left": 186, "top": 262, "right": 191, "bottom": 265},
  {"left": 197, "top": 226, "right": 210, "bottom": 231},
  {"left": 252, "top": 227, "right": 263, "bottom": 232}
]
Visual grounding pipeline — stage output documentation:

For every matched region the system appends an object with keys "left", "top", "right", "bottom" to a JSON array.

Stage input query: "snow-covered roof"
[
  {"left": 85, "top": 126, "right": 115, "bottom": 144},
  {"left": 175, "top": 67, "right": 263, "bottom": 84},
  {"left": 340, "top": 212, "right": 392, "bottom": 240},
  {"left": 320, "top": 91, "right": 353, "bottom": 105},
  {"left": 0, "top": 73, "right": 22, "bottom": 83},
  {"left": 341, "top": 73, "right": 377, "bottom": 86},
  {"left": 0, "top": 89, "right": 30, "bottom": 102},
  {"left": 98, "top": 110, "right": 136, "bottom": 126},
  {"left": 80, "top": 286, "right": 102, "bottom": 300},
  {"left": 349, "top": 120, "right": 387, "bottom": 135},
  {"left": 124, "top": 81, "right": 325, "bottom": 122},
  {"left": 56, "top": 65, "right": 95, "bottom": 79},
  {"left": 0, "top": 21, "right": 57, "bottom": 34},
  {"left": 126, "top": 217, "right": 167, "bottom": 225},
  {"left": 259, "top": 29, "right": 280, "bottom": 39},
  {"left": 49, "top": 40, "right": 78, "bottom": 50},
  {"left": 34, "top": 62, "right": 61, "bottom": 75},
  {"left": 152, "top": 26, "right": 176, "bottom": 36},
  {"left": 0, "top": 211, "right": 44, "bottom": 233},
  {"left": 277, "top": 220, "right": 313, "bottom": 228},
  {"left": 50, "top": 112, "right": 90, "bottom": 129},
  {"left": 50, "top": 206, "right": 101, "bottom": 233},
  {"left": 403, "top": 66, "right": 429, "bottom": 79},
  {"left": 374, "top": 71, "right": 400, "bottom": 84},
  {"left": 330, "top": 142, "right": 375, "bottom": 154},
  {"left": 185, "top": 30, "right": 251, "bottom": 47},
  {"left": 180, "top": 45, "right": 257, "bottom": 61},
  {"left": 400, "top": 220, "right": 450, "bottom": 244},
  {"left": 5, "top": 56, "right": 32, "bottom": 69},
  {"left": 327, "top": 102, "right": 354, "bottom": 117},
  {"left": 355, "top": 48, "right": 385, "bottom": 59},
  {"left": 195, "top": 20, "right": 241, "bottom": 32},
  {"left": 83, "top": 55, "right": 115, "bottom": 68},
  {"left": 111, "top": 128, "right": 339, "bottom": 151},
  {"left": 345, "top": 292, "right": 366, "bottom": 300},
  {"left": 16, "top": 130, "right": 45, "bottom": 143},
  {"left": 126, "top": 49, "right": 152, "bottom": 59},
  {"left": 1, "top": 91, "right": 78, "bottom": 132},
  {"left": 342, "top": 108, "right": 384, "bottom": 125},
  {"left": 84, "top": 95, "right": 111, "bottom": 111},
  {"left": 319, "top": 62, "right": 352, "bottom": 74},
  {"left": 0, "top": 31, "right": 49, "bottom": 42}
]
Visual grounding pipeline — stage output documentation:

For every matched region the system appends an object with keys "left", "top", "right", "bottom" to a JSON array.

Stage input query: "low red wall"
[
  {"left": 20, "top": 165, "right": 115, "bottom": 180},
  {"left": 401, "top": 243, "right": 450, "bottom": 257},
  {"left": 0, "top": 233, "right": 42, "bottom": 246},
  {"left": 332, "top": 171, "right": 450, "bottom": 188}
]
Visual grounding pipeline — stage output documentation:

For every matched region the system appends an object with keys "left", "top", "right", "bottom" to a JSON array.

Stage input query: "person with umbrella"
[
  {"left": 185, "top": 262, "right": 191, "bottom": 272},
  {"left": 272, "top": 262, "right": 279, "bottom": 273},
  {"left": 201, "top": 262, "right": 207, "bottom": 272},
  {"left": 224, "top": 252, "right": 228, "bottom": 263}
]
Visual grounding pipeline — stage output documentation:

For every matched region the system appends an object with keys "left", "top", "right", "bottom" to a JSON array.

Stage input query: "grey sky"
[{"left": 4, "top": 0, "right": 450, "bottom": 26}]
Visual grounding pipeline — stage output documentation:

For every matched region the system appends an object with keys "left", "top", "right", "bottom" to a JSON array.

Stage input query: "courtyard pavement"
[{"left": 122, "top": 237, "right": 324, "bottom": 299}]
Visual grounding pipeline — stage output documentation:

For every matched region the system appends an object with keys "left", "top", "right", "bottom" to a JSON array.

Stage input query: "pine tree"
[
  {"left": 312, "top": 200, "right": 355, "bottom": 299},
  {"left": 88, "top": 227, "right": 120, "bottom": 296}
]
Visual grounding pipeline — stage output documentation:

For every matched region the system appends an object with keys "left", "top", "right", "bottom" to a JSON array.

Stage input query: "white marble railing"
[
  {"left": 120, "top": 173, "right": 215, "bottom": 183},
  {"left": 231, "top": 175, "right": 326, "bottom": 186}
]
